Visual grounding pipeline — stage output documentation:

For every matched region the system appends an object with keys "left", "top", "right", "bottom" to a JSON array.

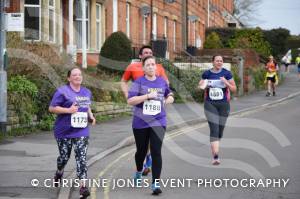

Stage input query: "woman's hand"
[
  {"left": 68, "top": 102, "right": 78, "bottom": 114},
  {"left": 89, "top": 115, "right": 96, "bottom": 126},
  {"left": 147, "top": 91, "right": 158, "bottom": 99},
  {"left": 164, "top": 95, "right": 174, "bottom": 105},
  {"left": 198, "top": 79, "right": 208, "bottom": 90},
  {"left": 220, "top": 77, "right": 228, "bottom": 84}
]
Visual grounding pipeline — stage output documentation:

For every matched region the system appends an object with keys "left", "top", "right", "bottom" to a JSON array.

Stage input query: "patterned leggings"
[{"left": 56, "top": 137, "right": 89, "bottom": 179}]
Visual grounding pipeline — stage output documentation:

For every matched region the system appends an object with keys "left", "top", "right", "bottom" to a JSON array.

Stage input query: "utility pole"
[{"left": 0, "top": 0, "right": 7, "bottom": 134}]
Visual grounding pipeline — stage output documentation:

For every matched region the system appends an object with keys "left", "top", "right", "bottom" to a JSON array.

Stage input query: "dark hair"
[
  {"left": 142, "top": 56, "right": 156, "bottom": 66},
  {"left": 212, "top": 55, "right": 223, "bottom": 62},
  {"left": 67, "top": 67, "right": 81, "bottom": 77},
  {"left": 139, "top": 45, "right": 152, "bottom": 55}
]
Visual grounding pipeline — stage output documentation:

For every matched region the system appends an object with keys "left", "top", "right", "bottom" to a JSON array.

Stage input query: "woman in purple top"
[
  {"left": 198, "top": 55, "right": 237, "bottom": 166},
  {"left": 49, "top": 68, "right": 96, "bottom": 199},
  {"left": 128, "top": 56, "right": 174, "bottom": 195}
]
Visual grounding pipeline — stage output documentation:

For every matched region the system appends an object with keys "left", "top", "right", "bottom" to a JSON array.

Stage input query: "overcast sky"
[{"left": 254, "top": 0, "right": 300, "bottom": 35}]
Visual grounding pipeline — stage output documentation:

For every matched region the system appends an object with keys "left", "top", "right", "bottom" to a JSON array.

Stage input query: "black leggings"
[
  {"left": 56, "top": 137, "right": 89, "bottom": 179},
  {"left": 204, "top": 101, "right": 230, "bottom": 142},
  {"left": 133, "top": 126, "right": 165, "bottom": 184}
]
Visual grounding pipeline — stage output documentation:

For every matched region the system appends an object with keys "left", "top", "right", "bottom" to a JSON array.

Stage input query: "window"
[
  {"left": 126, "top": 3, "right": 130, "bottom": 38},
  {"left": 173, "top": 20, "right": 176, "bottom": 51},
  {"left": 152, "top": 13, "right": 157, "bottom": 40},
  {"left": 75, "top": 0, "right": 90, "bottom": 49},
  {"left": 48, "top": 0, "right": 55, "bottom": 42},
  {"left": 24, "top": 0, "right": 41, "bottom": 41},
  {"left": 142, "top": 16, "right": 147, "bottom": 44},
  {"left": 164, "top": 17, "right": 168, "bottom": 38},
  {"left": 96, "top": 3, "right": 102, "bottom": 50}
]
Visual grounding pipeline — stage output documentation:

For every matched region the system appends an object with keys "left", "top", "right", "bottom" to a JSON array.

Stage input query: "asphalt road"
[{"left": 81, "top": 95, "right": 300, "bottom": 199}]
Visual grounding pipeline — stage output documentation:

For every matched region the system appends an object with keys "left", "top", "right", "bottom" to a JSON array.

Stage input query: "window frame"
[
  {"left": 48, "top": 0, "right": 56, "bottom": 42},
  {"left": 126, "top": 2, "right": 130, "bottom": 38},
  {"left": 164, "top": 16, "right": 168, "bottom": 38},
  {"left": 96, "top": 3, "right": 102, "bottom": 51},
  {"left": 173, "top": 20, "right": 176, "bottom": 51}
]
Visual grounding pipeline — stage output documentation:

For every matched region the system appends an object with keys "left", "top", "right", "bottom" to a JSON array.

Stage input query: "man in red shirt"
[
  {"left": 121, "top": 45, "right": 169, "bottom": 176},
  {"left": 121, "top": 45, "right": 169, "bottom": 98}
]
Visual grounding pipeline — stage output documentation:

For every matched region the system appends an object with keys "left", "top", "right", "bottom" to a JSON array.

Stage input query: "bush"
[
  {"left": 263, "top": 28, "right": 290, "bottom": 59},
  {"left": 204, "top": 32, "right": 223, "bottom": 49},
  {"left": 206, "top": 28, "right": 236, "bottom": 47},
  {"left": 247, "top": 66, "right": 266, "bottom": 90},
  {"left": 98, "top": 31, "right": 132, "bottom": 75},
  {"left": 158, "top": 58, "right": 204, "bottom": 103},
  {"left": 8, "top": 76, "right": 39, "bottom": 125},
  {"left": 37, "top": 114, "right": 55, "bottom": 131},
  {"left": 228, "top": 28, "right": 272, "bottom": 57},
  {"left": 231, "top": 64, "right": 241, "bottom": 94}
]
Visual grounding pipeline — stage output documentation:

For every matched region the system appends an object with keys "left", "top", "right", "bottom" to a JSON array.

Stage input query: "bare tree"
[{"left": 233, "top": 0, "right": 263, "bottom": 26}]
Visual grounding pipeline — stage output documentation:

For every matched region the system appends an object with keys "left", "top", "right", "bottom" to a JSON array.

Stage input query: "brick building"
[{"left": 5, "top": 0, "right": 238, "bottom": 66}]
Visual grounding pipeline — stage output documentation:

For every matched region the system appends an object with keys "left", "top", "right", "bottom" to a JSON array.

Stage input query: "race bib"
[
  {"left": 209, "top": 88, "right": 224, "bottom": 100},
  {"left": 143, "top": 100, "right": 161, "bottom": 115},
  {"left": 71, "top": 112, "right": 88, "bottom": 128}
]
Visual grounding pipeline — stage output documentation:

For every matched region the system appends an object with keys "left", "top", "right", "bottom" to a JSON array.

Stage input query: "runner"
[
  {"left": 121, "top": 45, "right": 169, "bottom": 176},
  {"left": 127, "top": 56, "right": 174, "bottom": 195},
  {"left": 295, "top": 53, "right": 300, "bottom": 81},
  {"left": 49, "top": 68, "right": 96, "bottom": 199},
  {"left": 281, "top": 50, "right": 292, "bottom": 73},
  {"left": 198, "top": 55, "right": 237, "bottom": 165},
  {"left": 265, "top": 55, "right": 279, "bottom": 96}
]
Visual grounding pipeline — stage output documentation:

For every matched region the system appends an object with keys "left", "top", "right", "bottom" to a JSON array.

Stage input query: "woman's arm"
[
  {"left": 220, "top": 77, "right": 237, "bottom": 93},
  {"left": 198, "top": 79, "right": 208, "bottom": 90},
  {"left": 127, "top": 91, "right": 158, "bottom": 106},
  {"left": 88, "top": 107, "right": 96, "bottom": 125},
  {"left": 49, "top": 103, "right": 78, "bottom": 114}
]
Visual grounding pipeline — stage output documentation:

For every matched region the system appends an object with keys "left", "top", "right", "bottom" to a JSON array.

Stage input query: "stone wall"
[
  {"left": 7, "top": 105, "right": 38, "bottom": 131},
  {"left": 92, "top": 102, "right": 132, "bottom": 118},
  {"left": 6, "top": 102, "right": 132, "bottom": 131}
]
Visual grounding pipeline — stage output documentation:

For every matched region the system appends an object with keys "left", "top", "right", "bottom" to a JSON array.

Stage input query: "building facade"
[{"left": 5, "top": 0, "right": 237, "bottom": 66}]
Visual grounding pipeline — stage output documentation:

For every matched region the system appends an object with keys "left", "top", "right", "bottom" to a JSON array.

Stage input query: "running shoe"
[
  {"left": 212, "top": 155, "right": 220, "bottom": 165},
  {"left": 151, "top": 183, "right": 162, "bottom": 195},
  {"left": 143, "top": 154, "right": 152, "bottom": 176},
  {"left": 266, "top": 92, "right": 271, "bottom": 97},
  {"left": 133, "top": 171, "right": 142, "bottom": 186},
  {"left": 79, "top": 186, "right": 90, "bottom": 199},
  {"left": 53, "top": 170, "right": 63, "bottom": 187},
  {"left": 142, "top": 167, "right": 151, "bottom": 176},
  {"left": 273, "top": 91, "right": 276, "bottom": 96},
  {"left": 212, "top": 159, "right": 221, "bottom": 165}
]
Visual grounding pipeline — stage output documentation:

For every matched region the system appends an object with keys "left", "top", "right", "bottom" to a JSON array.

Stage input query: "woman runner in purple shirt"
[
  {"left": 49, "top": 67, "right": 96, "bottom": 199},
  {"left": 127, "top": 56, "right": 174, "bottom": 195}
]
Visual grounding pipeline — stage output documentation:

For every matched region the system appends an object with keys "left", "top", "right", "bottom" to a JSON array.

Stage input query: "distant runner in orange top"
[
  {"left": 121, "top": 45, "right": 169, "bottom": 177},
  {"left": 265, "top": 55, "right": 279, "bottom": 97}
]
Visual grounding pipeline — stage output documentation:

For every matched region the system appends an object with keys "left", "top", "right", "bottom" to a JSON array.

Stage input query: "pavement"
[{"left": 0, "top": 65, "right": 300, "bottom": 199}]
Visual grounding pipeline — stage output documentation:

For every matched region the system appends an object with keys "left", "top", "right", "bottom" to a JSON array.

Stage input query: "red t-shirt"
[{"left": 122, "top": 62, "right": 168, "bottom": 81}]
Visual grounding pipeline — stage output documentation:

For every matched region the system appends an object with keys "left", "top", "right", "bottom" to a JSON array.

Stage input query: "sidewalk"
[{"left": 0, "top": 67, "right": 299, "bottom": 198}]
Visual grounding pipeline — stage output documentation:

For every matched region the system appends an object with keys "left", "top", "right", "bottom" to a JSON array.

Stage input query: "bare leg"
[{"left": 211, "top": 141, "right": 220, "bottom": 165}]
